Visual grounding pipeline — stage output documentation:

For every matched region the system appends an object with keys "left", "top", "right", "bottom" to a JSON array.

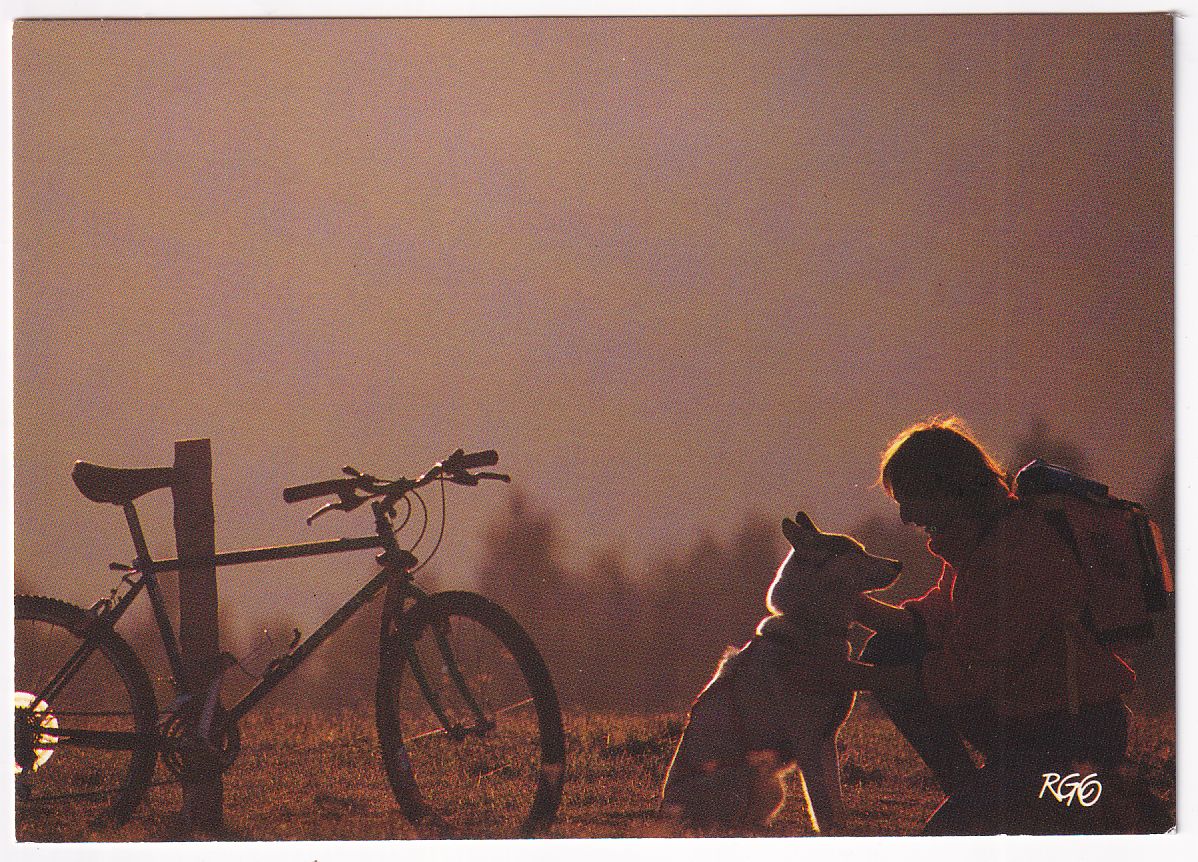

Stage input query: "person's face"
[{"left": 893, "top": 484, "right": 966, "bottom": 540}]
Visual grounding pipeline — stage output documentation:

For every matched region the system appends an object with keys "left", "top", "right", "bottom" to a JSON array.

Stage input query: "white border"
[{"left": 3, "top": 3, "right": 1191, "bottom": 861}]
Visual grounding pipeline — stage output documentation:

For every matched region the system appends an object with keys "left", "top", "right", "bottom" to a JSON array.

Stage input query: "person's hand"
[
  {"left": 854, "top": 594, "right": 920, "bottom": 636},
  {"left": 871, "top": 663, "right": 924, "bottom": 696}
]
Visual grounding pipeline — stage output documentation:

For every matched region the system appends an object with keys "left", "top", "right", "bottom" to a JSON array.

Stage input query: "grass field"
[{"left": 17, "top": 696, "right": 1175, "bottom": 842}]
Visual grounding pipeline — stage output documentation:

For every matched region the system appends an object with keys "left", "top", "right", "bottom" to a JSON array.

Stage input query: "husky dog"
[{"left": 660, "top": 512, "right": 902, "bottom": 833}]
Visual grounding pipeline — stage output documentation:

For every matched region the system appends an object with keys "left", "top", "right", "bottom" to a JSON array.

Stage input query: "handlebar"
[
  {"left": 283, "top": 448, "right": 509, "bottom": 523},
  {"left": 282, "top": 477, "right": 367, "bottom": 505}
]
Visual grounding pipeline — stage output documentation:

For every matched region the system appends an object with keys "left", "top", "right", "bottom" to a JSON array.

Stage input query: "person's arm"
[
  {"left": 856, "top": 563, "right": 953, "bottom": 642},
  {"left": 853, "top": 594, "right": 918, "bottom": 635}
]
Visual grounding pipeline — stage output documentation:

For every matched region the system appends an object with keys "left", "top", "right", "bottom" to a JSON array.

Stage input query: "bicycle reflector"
[{"left": 14, "top": 692, "right": 59, "bottom": 774}]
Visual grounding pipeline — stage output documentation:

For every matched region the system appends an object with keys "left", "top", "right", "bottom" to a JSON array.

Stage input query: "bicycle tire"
[
  {"left": 15, "top": 595, "right": 159, "bottom": 835},
  {"left": 375, "top": 590, "right": 565, "bottom": 837}
]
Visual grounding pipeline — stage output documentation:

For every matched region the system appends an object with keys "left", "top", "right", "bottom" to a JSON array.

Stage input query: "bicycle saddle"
[{"left": 72, "top": 461, "right": 176, "bottom": 505}]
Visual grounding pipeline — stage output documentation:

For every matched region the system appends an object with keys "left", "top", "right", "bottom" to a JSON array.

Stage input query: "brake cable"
[
  {"left": 391, "top": 494, "right": 414, "bottom": 535},
  {"left": 408, "top": 478, "right": 448, "bottom": 575},
  {"left": 408, "top": 488, "right": 430, "bottom": 551}
]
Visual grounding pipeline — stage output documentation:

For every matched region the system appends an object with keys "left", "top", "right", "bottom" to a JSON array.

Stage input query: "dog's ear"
[
  {"left": 782, "top": 512, "right": 818, "bottom": 548},
  {"left": 793, "top": 511, "right": 817, "bottom": 532}
]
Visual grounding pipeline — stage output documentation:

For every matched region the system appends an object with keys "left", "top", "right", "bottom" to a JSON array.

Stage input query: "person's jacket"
[{"left": 901, "top": 497, "right": 1135, "bottom": 717}]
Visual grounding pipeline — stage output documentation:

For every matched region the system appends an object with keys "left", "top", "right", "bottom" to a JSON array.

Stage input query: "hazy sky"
[{"left": 12, "top": 15, "right": 1173, "bottom": 631}]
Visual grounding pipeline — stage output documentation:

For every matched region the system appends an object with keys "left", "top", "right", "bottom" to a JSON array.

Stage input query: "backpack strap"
[
  {"left": 1037, "top": 500, "right": 1160, "bottom": 645},
  {"left": 1041, "top": 507, "right": 1085, "bottom": 569},
  {"left": 1036, "top": 505, "right": 1088, "bottom": 716}
]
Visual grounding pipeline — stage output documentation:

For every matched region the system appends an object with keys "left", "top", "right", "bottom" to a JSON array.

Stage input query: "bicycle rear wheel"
[
  {"left": 14, "top": 595, "right": 159, "bottom": 837},
  {"left": 376, "top": 591, "right": 565, "bottom": 837}
]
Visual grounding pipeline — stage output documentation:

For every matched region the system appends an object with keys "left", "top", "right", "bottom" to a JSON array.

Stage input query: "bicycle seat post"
[
  {"left": 121, "top": 502, "right": 154, "bottom": 567},
  {"left": 120, "top": 498, "right": 189, "bottom": 703}
]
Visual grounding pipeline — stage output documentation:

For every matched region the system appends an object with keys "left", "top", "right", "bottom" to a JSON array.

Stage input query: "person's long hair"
[{"left": 879, "top": 415, "right": 1009, "bottom": 504}]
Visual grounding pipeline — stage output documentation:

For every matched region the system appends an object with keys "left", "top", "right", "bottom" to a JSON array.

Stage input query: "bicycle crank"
[{"left": 160, "top": 707, "right": 240, "bottom": 779}]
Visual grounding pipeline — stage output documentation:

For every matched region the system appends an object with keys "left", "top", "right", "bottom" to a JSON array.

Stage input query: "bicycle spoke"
[
  {"left": 377, "top": 592, "right": 564, "bottom": 837},
  {"left": 39, "top": 727, "right": 156, "bottom": 751},
  {"left": 15, "top": 597, "right": 159, "bottom": 836},
  {"left": 401, "top": 696, "right": 535, "bottom": 743},
  {"left": 43, "top": 709, "right": 139, "bottom": 718}
]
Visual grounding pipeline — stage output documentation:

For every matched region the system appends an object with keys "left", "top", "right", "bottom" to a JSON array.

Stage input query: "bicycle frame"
[
  {"left": 28, "top": 479, "right": 499, "bottom": 774},
  {"left": 83, "top": 497, "right": 427, "bottom": 728}
]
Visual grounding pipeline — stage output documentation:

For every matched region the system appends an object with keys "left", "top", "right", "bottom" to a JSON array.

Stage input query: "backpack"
[{"left": 1011, "top": 459, "right": 1174, "bottom": 646}]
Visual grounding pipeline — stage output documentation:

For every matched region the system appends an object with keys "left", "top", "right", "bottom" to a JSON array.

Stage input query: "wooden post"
[{"left": 172, "top": 439, "right": 223, "bottom": 834}]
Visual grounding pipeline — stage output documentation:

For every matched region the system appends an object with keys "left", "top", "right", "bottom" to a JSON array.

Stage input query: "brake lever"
[
  {"left": 306, "top": 490, "right": 371, "bottom": 525},
  {"left": 475, "top": 471, "right": 511, "bottom": 483},
  {"left": 306, "top": 502, "right": 340, "bottom": 525}
]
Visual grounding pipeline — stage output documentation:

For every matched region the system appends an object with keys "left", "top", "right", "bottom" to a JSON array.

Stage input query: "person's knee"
[{"left": 921, "top": 781, "right": 996, "bottom": 836}]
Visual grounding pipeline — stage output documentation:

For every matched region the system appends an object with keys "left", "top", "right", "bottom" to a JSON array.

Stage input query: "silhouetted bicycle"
[{"left": 15, "top": 448, "right": 565, "bottom": 837}]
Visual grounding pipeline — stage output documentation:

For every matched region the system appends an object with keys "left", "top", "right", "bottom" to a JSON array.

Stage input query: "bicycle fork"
[{"left": 386, "top": 602, "right": 494, "bottom": 743}]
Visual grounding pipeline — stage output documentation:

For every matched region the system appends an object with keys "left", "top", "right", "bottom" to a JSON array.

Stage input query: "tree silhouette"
[
  {"left": 1009, "top": 416, "right": 1091, "bottom": 480},
  {"left": 578, "top": 548, "right": 642, "bottom": 710},
  {"left": 476, "top": 489, "right": 569, "bottom": 634},
  {"left": 470, "top": 496, "right": 785, "bottom": 712},
  {"left": 474, "top": 489, "right": 595, "bottom": 706}
]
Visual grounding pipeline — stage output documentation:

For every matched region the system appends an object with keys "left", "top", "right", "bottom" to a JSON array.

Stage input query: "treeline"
[
  {"left": 474, "top": 493, "right": 785, "bottom": 712},
  {"left": 16, "top": 421, "right": 1176, "bottom": 714}
]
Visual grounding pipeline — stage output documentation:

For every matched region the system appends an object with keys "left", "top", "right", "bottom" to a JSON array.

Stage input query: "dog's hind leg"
[
  {"left": 661, "top": 682, "right": 744, "bottom": 820},
  {"left": 744, "top": 749, "right": 788, "bottom": 827},
  {"left": 796, "top": 738, "right": 847, "bottom": 835}
]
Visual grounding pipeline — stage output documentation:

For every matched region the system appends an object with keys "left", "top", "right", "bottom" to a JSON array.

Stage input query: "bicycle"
[{"left": 15, "top": 448, "right": 566, "bottom": 838}]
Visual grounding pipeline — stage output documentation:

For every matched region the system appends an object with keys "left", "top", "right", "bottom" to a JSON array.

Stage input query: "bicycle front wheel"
[
  {"left": 376, "top": 591, "right": 565, "bottom": 837},
  {"left": 15, "top": 595, "right": 159, "bottom": 837}
]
